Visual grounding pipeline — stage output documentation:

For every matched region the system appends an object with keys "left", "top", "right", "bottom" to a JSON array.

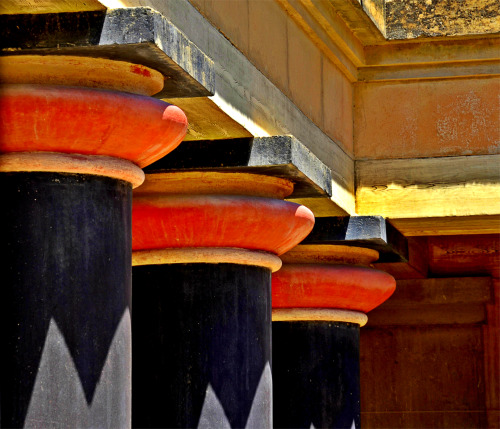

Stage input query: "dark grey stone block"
[
  {"left": 0, "top": 8, "right": 214, "bottom": 98},
  {"left": 144, "top": 136, "right": 333, "bottom": 199},
  {"left": 302, "top": 216, "right": 409, "bottom": 263}
]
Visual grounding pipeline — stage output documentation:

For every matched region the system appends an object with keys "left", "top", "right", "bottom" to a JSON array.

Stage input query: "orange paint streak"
[
  {"left": 272, "top": 264, "right": 396, "bottom": 312},
  {"left": 132, "top": 195, "right": 315, "bottom": 255},
  {"left": 0, "top": 85, "right": 188, "bottom": 167}
]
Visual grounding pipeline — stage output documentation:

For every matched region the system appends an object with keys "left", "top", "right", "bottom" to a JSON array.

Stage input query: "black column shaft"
[
  {"left": 0, "top": 172, "right": 132, "bottom": 428},
  {"left": 273, "top": 321, "right": 360, "bottom": 429},
  {"left": 133, "top": 263, "right": 272, "bottom": 429}
]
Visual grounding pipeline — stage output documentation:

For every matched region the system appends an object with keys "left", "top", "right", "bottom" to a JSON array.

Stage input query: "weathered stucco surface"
[
  {"left": 354, "top": 77, "right": 500, "bottom": 159},
  {"left": 360, "top": 0, "right": 500, "bottom": 39}
]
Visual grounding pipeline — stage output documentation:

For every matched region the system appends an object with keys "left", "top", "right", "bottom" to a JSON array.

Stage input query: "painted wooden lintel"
[{"left": 356, "top": 155, "right": 500, "bottom": 227}]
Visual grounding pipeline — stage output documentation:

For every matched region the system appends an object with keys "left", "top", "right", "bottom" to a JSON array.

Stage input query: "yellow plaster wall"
[
  {"left": 188, "top": 0, "right": 354, "bottom": 157},
  {"left": 287, "top": 17, "right": 323, "bottom": 127},
  {"left": 354, "top": 77, "right": 500, "bottom": 159},
  {"left": 248, "top": 0, "right": 289, "bottom": 95}
]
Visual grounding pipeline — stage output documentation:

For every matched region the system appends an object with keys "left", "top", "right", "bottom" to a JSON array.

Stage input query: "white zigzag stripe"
[
  {"left": 24, "top": 309, "right": 131, "bottom": 429},
  {"left": 197, "top": 362, "right": 272, "bottom": 429}
]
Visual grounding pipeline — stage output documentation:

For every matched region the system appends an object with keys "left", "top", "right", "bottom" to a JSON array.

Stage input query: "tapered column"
[
  {"left": 132, "top": 172, "right": 315, "bottom": 428},
  {"left": 0, "top": 56, "right": 188, "bottom": 428},
  {"left": 272, "top": 245, "right": 396, "bottom": 429}
]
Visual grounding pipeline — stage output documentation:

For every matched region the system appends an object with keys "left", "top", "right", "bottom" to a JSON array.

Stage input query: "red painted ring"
[
  {"left": 132, "top": 195, "right": 315, "bottom": 255},
  {"left": 0, "top": 84, "right": 188, "bottom": 168},
  {"left": 272, "top": 264, "right": 396, "bottom": 313}
]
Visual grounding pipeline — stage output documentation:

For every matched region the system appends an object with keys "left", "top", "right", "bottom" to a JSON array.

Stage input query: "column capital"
[
  {"left": 0, "top": 55, "right": 188, "bottom": 186},
  {"left": 132, "top": 172, "right": 315, "bottom": 268},
  {"left": 272, "top": 244, "right": 396, "bottom": 324}
]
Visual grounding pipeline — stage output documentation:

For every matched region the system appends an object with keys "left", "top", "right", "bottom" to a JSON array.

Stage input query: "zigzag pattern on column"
[
  {"left": 197, "top": 363, "right": 272, "bottom": 429},
  {"left": 24, "top": 309, "right": 131, "bottom": 428}
]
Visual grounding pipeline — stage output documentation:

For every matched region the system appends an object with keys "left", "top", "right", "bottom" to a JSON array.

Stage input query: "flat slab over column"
[
  {"left": 272, "top": 245, "right": 395, "bottom": 429},
  {"left": 144, "top": 136, "right": 352, "bottom": 216},
  {"left": 0, "top": 56, "right": 187, "bottom": 428},
  {"left": 131, "top": 172, "right": 314, "bottom": 428}
]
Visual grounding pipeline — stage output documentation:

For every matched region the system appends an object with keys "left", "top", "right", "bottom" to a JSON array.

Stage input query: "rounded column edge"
[
  {"left": 272, "top": 308, "right": 368, "bottom": 326},
  {"left": 0, "top": 152, "right": 145, "bottom": 188},
  {"left": 132, "top": 247, "right": 283, "bottom": 272}
]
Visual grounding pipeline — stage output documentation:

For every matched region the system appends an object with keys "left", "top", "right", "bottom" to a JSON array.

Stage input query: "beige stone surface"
[
  {"left": 322, "top": 58, "right": 353, "bottom": 155},
  {"left": 287, "top": 18, "right": 323, "bottom": 127},
  {"left": 354, "top": 77, "right": 500, "bottom": 159},
  {"left": 248, "top": 0, "right": 289, "bottom": 95},
  {"left": 204, "top": 0, "right": 249, "bottom": 53}
]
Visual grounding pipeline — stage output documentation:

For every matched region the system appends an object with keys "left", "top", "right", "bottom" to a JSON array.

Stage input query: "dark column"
[
  {"left": 133, "top": 263, "right": 271, "bottom": 428},
  {"left": 0, "top": 173, "right": 132, "bottom": 428},
  {"left": 0, "top": 55, "right": 187, "bottom": 428},
  {"left": 131, "top": 172, "right": 315, "bottom": 428},
  {"left": 272, "top": 245, "right": 396, "bottom": 429},
  {"left": 273, "top": 321, "right": 360, "bottom": 429}
]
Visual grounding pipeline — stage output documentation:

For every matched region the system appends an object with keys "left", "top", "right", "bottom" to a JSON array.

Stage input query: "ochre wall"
[
  {"left": 354, "top": 77, "right": 500, "bottom": 159},
  {"left": 188, "top": 0, "right": 354, "bottom": 156}
]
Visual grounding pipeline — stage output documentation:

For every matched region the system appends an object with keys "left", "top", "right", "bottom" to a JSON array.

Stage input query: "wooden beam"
[
  {"left": 367, "top": 276, "right": 494, "bottom": 324},
  {"left": 384, "top": 277, "right": 492, "bottom": 307},
  {"left": 428, "top": 234, "right": 500, "bottom": 278},
  {"left": 389, "top": 215, "right": 500, "bottom": 237},
  {"left": 356, "top": 155, "right": 500, "bottom": 220},
  {"left": 367, "top": 303, "right": 487, "bottom": 326}
]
